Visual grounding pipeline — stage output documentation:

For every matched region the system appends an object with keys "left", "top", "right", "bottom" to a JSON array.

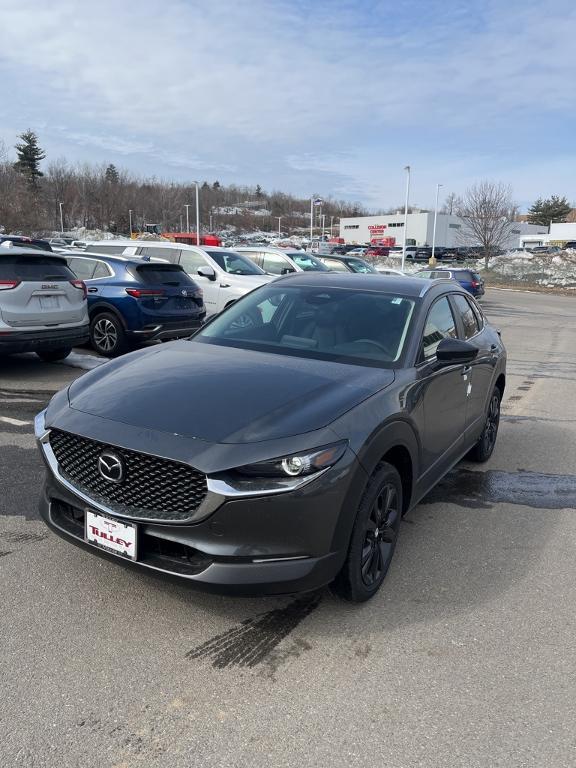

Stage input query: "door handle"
[
  {"left": 87, "top": 287, "right": 98, "bottom": 293},
  {"left": 461, "top": 366, "right": 472, "bottom": 376},
  {"left": 490, "top": 344, "right": 498, "bottom": 352}
]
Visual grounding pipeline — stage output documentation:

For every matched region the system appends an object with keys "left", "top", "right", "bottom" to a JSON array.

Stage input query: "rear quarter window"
[{"left": 0, "top": 255, "right": 74, "bottom": 281}]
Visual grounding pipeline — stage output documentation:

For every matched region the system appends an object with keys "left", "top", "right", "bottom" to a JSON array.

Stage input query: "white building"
[
  {"left": 339, "top": 212, "right": 547, "bottom": 249},
  {"left": 519, "top": 222, "right": 576, "bottom": 248}
]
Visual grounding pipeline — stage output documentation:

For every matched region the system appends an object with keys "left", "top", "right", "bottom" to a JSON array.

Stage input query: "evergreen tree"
[
  {"left": 527, "top": 195, "right": 571, "bottom": 227},
  {"left": 212, "top": 180, "right": 221, "bottom": 190},
  {"left": 105, "top": 163, "right": 119, "bottom": 183},
  {"left": 201, "top": 181, "right": 210, "bottom": 190},
  {"left": 14, "top": 130, "right": 46, "bottom": 185},
  {"left": 255, "top": 184, "right": 263, "bottom": 198}
]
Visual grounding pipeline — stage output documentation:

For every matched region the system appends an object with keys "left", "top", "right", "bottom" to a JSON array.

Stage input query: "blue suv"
[
  {"left": 66, "top": 254, "right": 206, "bottom": 356},
  {"left": 415, "top": 267, "right": 485, "bottom": 298}
]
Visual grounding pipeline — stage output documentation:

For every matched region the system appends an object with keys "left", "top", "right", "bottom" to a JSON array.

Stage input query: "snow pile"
[
  {"left": 484, "top": 250, "right": 576, "bottom": 288},
  {"left": 64, "top": 228, "right": 117, "bottom": 241}
]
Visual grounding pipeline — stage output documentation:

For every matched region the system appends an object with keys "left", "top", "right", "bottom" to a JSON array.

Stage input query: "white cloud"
[{"left": 0, "top": 0, "right": 575, "bottom": 204}]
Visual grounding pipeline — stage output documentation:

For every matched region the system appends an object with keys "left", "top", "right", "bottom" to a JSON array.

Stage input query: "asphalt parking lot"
[{"left": 1, "top": 288, "right": 575, "bottom": 768}]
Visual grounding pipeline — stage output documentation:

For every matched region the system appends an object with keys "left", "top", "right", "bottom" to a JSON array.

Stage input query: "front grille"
[{"left": 49, "top": 429, "right": 208, "bottom": 522}]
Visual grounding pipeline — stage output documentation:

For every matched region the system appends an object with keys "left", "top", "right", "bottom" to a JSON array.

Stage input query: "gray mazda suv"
[{"left": 36, "top": 273, "right": 506, "bottom": 601}]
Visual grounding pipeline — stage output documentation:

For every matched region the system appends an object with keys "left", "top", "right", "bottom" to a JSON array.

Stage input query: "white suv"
[
  {"left": 84, "top": 240, "right": 274, "bottom": 316},
  {"left": 0, "top": 243, "right": 89, "bottom": 361}
]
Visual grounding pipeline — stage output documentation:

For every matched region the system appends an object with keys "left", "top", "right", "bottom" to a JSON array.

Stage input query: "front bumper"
[
  {"left": 36, "top": 423, "right": 365, "bottom": 595},
  {"left": 0, "top": 325, "right": 90, "bottom": 354}
]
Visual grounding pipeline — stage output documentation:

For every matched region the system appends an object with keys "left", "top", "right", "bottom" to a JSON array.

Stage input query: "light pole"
[
  {"left": 402, "top": 165, "right": 411, "bottom": 271},
  {"left": 310, "top": 196, "right": 322, "bottom": 243},
  {"left": 58, "top": 202, "right": 64, "bottom": 234},
  {"left": 184, "top": 204, "right": 191, "bottom": 233},
  {"left": 129, "top": 209, "right": 133, "bottom": 236},
  {"left": 321, "top": 214, "right": 326, "bottom": 240},
  {"left": 193, "top": 181, "right": 200, "bottom": 245},
  {"left": 330, "top": 216, "right": 334, "bottom": 237},
  {"left": 431, "top": 183, "right": 443, "bottom": 265},
  {"left": 209, "top": 209, "right": 213, "bottom": 232},
  {"left": 276, "top": 216, "right": 282, "bottom": 236},
  {"left": 179, "top": 214, "right": 183, "bottom": 232}
]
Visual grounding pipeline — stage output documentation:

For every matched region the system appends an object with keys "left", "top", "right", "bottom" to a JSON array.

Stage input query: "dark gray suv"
[{"left": 36, "top": 273, "right": 506, "bottom": 601}]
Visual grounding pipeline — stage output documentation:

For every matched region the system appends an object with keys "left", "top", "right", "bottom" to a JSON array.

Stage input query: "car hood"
[
  {"left": 225, "top": 273, "right": 275, "bottom": 289},
  {"left": 67, "top": 341, "right": 395, "bottom": 444}
]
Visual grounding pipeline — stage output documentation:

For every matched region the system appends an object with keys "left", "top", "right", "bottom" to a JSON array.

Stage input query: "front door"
[
  {"left": 416, "top": 296, "right": 469, "bottom": 483},
  {"left": 178, "top": 251, "right": 220, "bottom": 315}
]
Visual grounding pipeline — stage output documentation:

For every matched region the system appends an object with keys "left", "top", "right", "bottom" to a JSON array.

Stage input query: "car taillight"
[
  {"left": 70, "top": 279, "right": 87, "bottom": 299},
  {"left": 125, "top": 288, "right": 165, "bottom": 298},
  {"left": 471, "top": 280, "right": 479, "bottom": 287},
  {"left": 0, "top": 280, "right": 20, "bottom": 290}
]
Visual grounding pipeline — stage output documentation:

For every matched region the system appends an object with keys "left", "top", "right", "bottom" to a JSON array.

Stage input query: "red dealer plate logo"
[{"left": 85, "top": 510, "right": 137, "bottom": 560}]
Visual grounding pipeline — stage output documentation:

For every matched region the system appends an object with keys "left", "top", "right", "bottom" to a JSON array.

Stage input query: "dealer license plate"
[
  {"left": 39, "top": 296, "right": 59, "bottom": 309},
  {"left": 85, "top": 510, "right": 137, "bottom": 560}
]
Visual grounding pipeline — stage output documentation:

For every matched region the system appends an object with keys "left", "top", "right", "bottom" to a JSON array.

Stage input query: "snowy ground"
[{"left": 480, "top": 249, "right": 576, "bottom": 289}]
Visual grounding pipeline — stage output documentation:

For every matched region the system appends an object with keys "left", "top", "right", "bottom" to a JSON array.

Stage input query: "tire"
[
  {"left": 36, "top": 347, "right": 72, "bottom": 363},
  {"left": 467, "top": 387, "right": 501, "bottom": 462},
  {"left": 332, "top": 462, "right": 403, "bottom": 602},
  {"left": 90, "top": 312, "right": 128, "bottom": 357}
]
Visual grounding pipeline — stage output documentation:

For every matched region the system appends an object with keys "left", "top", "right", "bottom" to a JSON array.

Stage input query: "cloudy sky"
[{"left": 1, "top": 0, "right": 575, "bottom": 210}]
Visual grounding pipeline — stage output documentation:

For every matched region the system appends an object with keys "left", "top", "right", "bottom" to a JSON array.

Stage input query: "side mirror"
[
  {"left": 281, "top": 267, "right": 296, "bottom": 275},
  {"left": 197, "top": 265, "right": 216, "bottom": 281},
  {"left": 436, "top": 338, "right": 478, "bottom": 365}
]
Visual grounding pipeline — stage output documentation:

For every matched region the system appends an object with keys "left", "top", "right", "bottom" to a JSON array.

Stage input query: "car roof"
[
  {"left": 235, "top": 246, "right": 302, "bottom": 255},
  {"left": 272, "top": 270, "right": 451, "bottom": 297},
  {"left": 0, "top": 243, "right": 66, "bottom": 259},
  {"left": 68, "top": 251, "right": 180, "bottom": 267}
]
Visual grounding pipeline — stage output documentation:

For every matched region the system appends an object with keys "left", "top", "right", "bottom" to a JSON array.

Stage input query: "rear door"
[{"left": 0, "top": 253, "right": 86, "bottom": 328}]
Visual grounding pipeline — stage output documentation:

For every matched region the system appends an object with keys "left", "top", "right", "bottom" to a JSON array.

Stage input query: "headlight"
[
  {"left": 207, "top": 441, "right": 348, "bottom": 498},
  {"left": 235, "top": 442, "right": 347, "bottom": 478}
]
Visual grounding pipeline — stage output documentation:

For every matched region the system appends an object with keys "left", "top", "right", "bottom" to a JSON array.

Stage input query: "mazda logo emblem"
[{"left": 97, "top": 451, "right": 125, "bottom": 484}]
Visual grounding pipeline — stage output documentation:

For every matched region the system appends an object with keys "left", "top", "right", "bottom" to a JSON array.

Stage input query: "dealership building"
[{"left": 339, "top": 212, "right": 548, "bottom": 249}]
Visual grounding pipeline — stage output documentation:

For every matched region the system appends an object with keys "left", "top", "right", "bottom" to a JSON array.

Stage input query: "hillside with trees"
[{"left": 0, "top": 132, "right": 369, "bottom": 237}]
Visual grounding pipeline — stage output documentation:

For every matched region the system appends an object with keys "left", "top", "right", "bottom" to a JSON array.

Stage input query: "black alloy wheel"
[
  {"left": 333, "top": 462, "right": 402, "bottom": 602},
  {"left": 468, "top": 388, "right": 501, "bottom": 462},
  {"left": 360, "top": 482, "right": 399, "bottom": 588}
]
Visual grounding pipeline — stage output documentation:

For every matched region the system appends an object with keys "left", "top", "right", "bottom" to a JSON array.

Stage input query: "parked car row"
[{"left": 0, "top": 236, "right": 487, "bottom": 362}]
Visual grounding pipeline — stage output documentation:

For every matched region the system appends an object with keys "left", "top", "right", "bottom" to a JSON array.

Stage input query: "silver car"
[{"left": 0, "top": 243, "right": 89, "bottom": 361}]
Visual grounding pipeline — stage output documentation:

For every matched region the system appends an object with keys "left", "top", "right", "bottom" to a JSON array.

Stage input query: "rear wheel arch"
[{"left": 88, "top": 302, "right": 128, "bottom": 330}]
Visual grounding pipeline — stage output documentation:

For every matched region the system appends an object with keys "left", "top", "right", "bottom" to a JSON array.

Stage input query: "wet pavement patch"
[
  {"left": 186, "top": 593, "right": 322, "bottom": 669},
  {"left": 422, "top": 468, "right": 576, "bottom": 510}
]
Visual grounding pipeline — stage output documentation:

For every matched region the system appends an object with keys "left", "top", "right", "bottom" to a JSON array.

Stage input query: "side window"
[
  {"left": 452, "top": 294, "right": 480, "bottom": 340},
  {"left": 139, "top": 246, "right": 175, "bottom": 261},
  {"left": 417, "top": 271, "right": 432, "bottom": 279},
  {"left": 469, "top": 299, "right": 484, "bottom": 329},
  {"left": 421, "top": 297, "right": 457, "bottom": 360},
  {"left": 432, "top": 271, "right": 450, "bottom": 279},
  {"left": 321, "top": 259, "right": 347, "bottom": 272},
  {"left": 92, "top": 261, "right": 112, "bottom": 279},
  {"left": 179, "top": 250, "right": 207, "bottom": 274},
  {"left": 69, "top": 258, "right": 96, "bottom": 280},
  {"left": 262, "top": 253, "right": 293, "bottom": 275}
]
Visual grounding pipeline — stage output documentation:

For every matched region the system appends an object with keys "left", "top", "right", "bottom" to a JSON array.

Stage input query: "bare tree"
[{"left": 455, "top": 181, "right": 516, "bottom": 267}]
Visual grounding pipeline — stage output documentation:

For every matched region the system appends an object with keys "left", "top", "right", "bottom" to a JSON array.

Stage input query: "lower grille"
[{"left": 49, "top": 429, "right": 208, "bottom": 522}]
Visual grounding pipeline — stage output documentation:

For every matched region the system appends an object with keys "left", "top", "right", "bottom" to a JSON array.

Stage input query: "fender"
[{"left": 355, "top": 417, "right": 420, "bottom": 484}]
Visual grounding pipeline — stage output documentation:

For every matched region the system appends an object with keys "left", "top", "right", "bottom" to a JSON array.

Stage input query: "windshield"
[
  {"left": 290, "top": 253, "right": 331, "bottom": 271},
  {"left": 205, "top": 249, "right": 264, "bottom": 275},
  {"left": 196, "top": 283, "right": 415, "bottom": 368},
  {"left": 345, "top": 258, "right": 377, "bottom": 274}
]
